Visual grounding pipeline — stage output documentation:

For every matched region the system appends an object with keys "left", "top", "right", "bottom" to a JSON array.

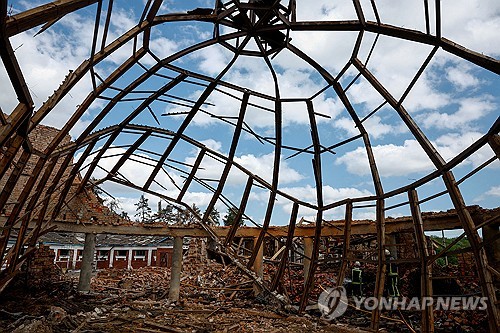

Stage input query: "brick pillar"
[
  {"left": 168, "top": 237, "right": 183, "bottom": 302},
  {"left": 77, "top": 233, "right": 96, "bottom": 292}
]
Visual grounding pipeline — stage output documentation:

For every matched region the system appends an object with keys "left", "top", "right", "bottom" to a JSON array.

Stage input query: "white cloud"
[
  {"left": 419, "top": 96, "right": 495, "bottom": 131},
  {"left": 446, "top": 63, "right": 481, "bottom": 90},
  {"left": 185, "top": 150, "right": 305, "bottom": 186},
  {"left": 189, "top": 44, "right": 232, "bottom": 76},
  {"left": 441, "top": 0, "right": 500, "bottom": 56},
  {"left": 281, "top": 184, "right": 372, "bottom": 205},
  {"left": 336, "top": 131, "right": 498, "bottom": 177},
  {"left": 236, "top": 152, "right": 305, "bottom": 184},
  {"left": 336, "top": 140, "right": 435, "bottom": 177},
  {"left": 484, "top": 186, "right": 500, "bottom": 197},
  {"left": 77, "top": 145, "right": 184, "bottom": 194},
  {"left": 1, "top": 14, "right": 92, "bottom": 124},
  {"left": 333, "top": 114, "right": 407, "bottom": 139},
  {"left": 473, "top": 185, "right": 500, "bottom": 204},
  {"left": 199, "top": 139, "right": 222, "bottom": 152},
  {"left": 167, "top": 66, "right": 344, "bottom": 129},
  {"left": 274, "top": 184, "right": 373, "bottom": 220},
  {"left": 0, "top": 8, "right": 177, "bottom": 138},
  {"left": 434, "top": 131, "right": 497, "bottom": 168},
  {"left": 403, "top": 73, "right": 451, "bottom": 111}
]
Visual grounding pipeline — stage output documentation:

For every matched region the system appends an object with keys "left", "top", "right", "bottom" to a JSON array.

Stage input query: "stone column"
[
  {"left": 109, "top": 248, "right": 114, "bottom": 268},
  {"left": 72, "top": 247, "right": 78, "bottom": 270},
  {"left": 252, "top": 237, "right": 264, "bottom": 278},
  {"left": 127, "top": 249, "right": 133, "bottom": 270},
  {"left": 77, "top": 233, "right": 96, "bottom": 292},
  {"left": 147, "top": 248, "right": 153, "bottom": 266},
  {"left": 168, "top": 237, "right": 183, "bottom": 302}
]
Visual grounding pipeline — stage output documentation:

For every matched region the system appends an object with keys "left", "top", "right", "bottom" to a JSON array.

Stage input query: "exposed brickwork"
[
  {"left": 26, "top": 244, "right": 61, "bottom": 288},
  {"left": 0, "top": 122, "right": 129, "bottom": 227},
  {"left": 0, "top": 123, "right": 71, "bottom": 219},
  {"left": 186, "top": 238, "right": 207, "bottom": 263},
  {"left": 396, "top": 232, "right": 418, "bottom": 259}
]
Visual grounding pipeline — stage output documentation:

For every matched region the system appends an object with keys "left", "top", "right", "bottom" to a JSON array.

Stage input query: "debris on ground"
[{"left": 0, "top": 239, "right": 489, "bottom": 332}]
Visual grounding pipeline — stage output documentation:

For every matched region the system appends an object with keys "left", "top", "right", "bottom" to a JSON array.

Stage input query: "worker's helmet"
[
  {"left": 384, "top": 249, "right": 391, "bottom": 256},
  {"left": 354, "top": 261, "right": 361, "bottom": 267}
]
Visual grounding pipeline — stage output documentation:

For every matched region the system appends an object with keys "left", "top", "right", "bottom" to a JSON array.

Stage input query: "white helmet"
[
  {"left": 384, "top": 249, "right": 391, "bottom": 256},
  {"left": 354, "top": 261, "right": 361, "bottom": 267}
]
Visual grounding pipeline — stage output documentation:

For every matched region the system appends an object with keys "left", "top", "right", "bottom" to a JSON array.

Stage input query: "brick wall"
[{"left": 0, "top": 124, "right": 71, "bottom": 219}]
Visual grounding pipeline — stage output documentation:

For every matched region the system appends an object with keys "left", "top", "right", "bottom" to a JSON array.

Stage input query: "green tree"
[
  {"left": 223, "top": 207, "right": 243, "bottom": 226},
  {"left": 183, "top": 203, "right": 201, "bottom": 224},
  {"left": 206, "top": 207, "right": 220, "bottom": 226},
  {"left": 431, "top": 235, "right": 470, "bottom": 266},
  {"left": 120, "top": 211, "right": 130, "bottom": 220},
  {"left": 134, "top": 194, "right": 152, "bottom": 222},
  {"left": 156, "top": 203, "right": 175, "bottom": 224},
  {"left": 106, "top": 198, "right": 120, "bottom": 214},
  {"left": 90, "top": 177, "right": 104, "bottom": 204}
]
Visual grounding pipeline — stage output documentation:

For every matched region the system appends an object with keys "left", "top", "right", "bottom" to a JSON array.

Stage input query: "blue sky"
[{"left": 1, "top": 0, "right": 499, "bottom": 230}]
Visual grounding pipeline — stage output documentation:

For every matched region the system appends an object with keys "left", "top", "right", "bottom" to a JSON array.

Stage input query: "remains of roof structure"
[{"left": 1, "top": 1, "right": 499, "bottom": 332}]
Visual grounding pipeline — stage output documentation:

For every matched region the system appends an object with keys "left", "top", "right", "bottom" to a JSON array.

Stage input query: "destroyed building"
[{"left": 0, "top": 1, "right": 499, "bottom": 332}]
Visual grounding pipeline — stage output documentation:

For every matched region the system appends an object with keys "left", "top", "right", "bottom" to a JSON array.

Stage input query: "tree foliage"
[
  {"left": 152, "top": 201, "right": 202, "bottom": 225},
  {"left": 134, "top": 194, "right": 152, "bottom": 222},
  {"left": 206, "top": 207, "right": 220, "bottom": 226},
  {"left": 106, "top": 198, "right": 120, "bottom": 214},
  {"left": 223, "top": 207, "right": 243, "bottom": 226},
  {"left": 430, "top": 235, "right": 471, "bottom": 266}
]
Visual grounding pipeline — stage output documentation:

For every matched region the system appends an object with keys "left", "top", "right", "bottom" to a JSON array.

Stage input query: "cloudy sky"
[{"left": 2, "top": 0, "right": 499, "bottom": 228}]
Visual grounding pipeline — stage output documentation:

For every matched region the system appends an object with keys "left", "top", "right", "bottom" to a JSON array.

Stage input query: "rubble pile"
[
  {"left": 92, "top": 266, "right": 172, "bottom": 294},
  {"left": 0, "top": 270, "right": 365, "bottom": 333},
  {"left": 0, "top": 238, "right": 491, "bottom": 332}
]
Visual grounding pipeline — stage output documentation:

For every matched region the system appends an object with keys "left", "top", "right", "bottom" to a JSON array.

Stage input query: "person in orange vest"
[{"left": 351, "top": 261, "right": 363, "bottom": 296}]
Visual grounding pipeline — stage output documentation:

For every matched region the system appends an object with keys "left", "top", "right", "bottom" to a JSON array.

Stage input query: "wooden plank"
[
  {"left": 336, "top": 201, "right": 353, "bottom": 288},
  {"left": 409, "top": 189, "right": 434, "bottom": 333},
  {"left": 5, "top": 0, "right": 99, "bottom": 37},
  {"left": 300, "top": 100, "right": 324, "bottom": 311},
  {"left": 370, "top": 199, "right": 386, "bottom": 331},
  {"left": 442, "top": 172, "right": 499, "bottom": 332}
]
